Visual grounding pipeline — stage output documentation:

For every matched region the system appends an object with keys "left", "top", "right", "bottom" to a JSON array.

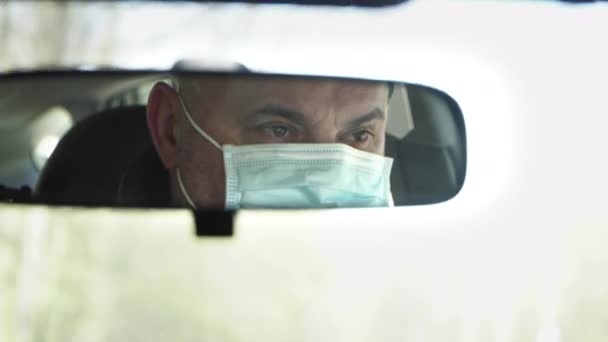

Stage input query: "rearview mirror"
[{"left": 0, "top": 71, "right": 465, "bottom": 209}]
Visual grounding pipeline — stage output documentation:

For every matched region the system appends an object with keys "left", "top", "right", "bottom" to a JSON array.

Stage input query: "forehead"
[{"left": 177, "top": 75, "right": 388, "bottom": 106}]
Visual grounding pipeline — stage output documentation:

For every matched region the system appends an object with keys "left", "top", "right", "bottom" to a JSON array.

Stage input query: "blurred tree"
[{"left": 0, "top": 2, "right": 119, "bottom": 71}]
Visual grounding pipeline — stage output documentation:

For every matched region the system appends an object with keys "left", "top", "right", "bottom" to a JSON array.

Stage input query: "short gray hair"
[{"left": 171, "top": 75, "right": 204, "bottom": 100}]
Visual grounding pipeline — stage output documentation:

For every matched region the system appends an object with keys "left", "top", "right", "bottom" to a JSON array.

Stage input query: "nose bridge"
[
  {"left": 308, "top": 128, "right": 337, "bottom": 143},
  {"left": 306, "top": 108, "right": 339, "bottom": 144}
]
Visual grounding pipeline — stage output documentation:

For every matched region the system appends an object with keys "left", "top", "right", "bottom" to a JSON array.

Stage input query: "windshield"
[{"left": 3, "top": 1, "right": 608, "bottom": 341}]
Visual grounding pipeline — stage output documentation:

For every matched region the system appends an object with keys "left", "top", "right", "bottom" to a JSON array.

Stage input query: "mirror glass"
[{"left": 0, "top": 71, "right": 465, "bottom": 209}]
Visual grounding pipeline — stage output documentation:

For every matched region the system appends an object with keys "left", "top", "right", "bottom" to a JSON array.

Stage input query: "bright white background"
[{"left": 2, "top": 1, "right": 608, "bottom": 341}]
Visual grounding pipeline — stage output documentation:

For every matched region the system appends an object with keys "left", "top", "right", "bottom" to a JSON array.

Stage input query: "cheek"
[{"left": 178, "top": 134, "right": 226, "bottom": 206}]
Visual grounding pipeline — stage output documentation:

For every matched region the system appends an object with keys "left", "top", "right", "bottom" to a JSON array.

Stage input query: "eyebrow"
[
  {"left": 240, "top": 104, "right": 386, "bottom": 129},
  {"left": 343, "top": 108, "right": 386, "bottom": 131},
  {"left": 240, "top": 104, "right": 309, "bottom": 127}
]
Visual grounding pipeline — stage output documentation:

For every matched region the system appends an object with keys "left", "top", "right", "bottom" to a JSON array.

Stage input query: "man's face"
[{"left": 148, "top": 75, "right": 390, "bottom": 208}]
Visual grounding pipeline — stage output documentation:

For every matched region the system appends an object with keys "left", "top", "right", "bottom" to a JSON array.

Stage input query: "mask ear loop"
[
  {"left": 175, "top": 95, "right": 225, "bottom": 210},
  {"left": 178, "top": 95, "right": 223, "bottom": 150},
  {"left": 177, "top": 168, "right": 197, "bottom": 209}
]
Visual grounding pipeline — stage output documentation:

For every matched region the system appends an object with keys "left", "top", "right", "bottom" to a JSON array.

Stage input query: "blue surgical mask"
[{"left": 177, "top": 96, "right": 394, "bottom": 209}]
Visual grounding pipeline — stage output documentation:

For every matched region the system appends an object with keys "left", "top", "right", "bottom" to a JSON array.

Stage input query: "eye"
[
  {"left": 341, "top": 128, "right": 375, "bottom": 149},
  {"left": 352, "top": 130, "right": 371, "bottom": 143},
  {"left": 261, "top": 123, "right": 292, "bottom": 138},
  {"left": 270, "top": 125, "right": 289, "bottom": 137}
]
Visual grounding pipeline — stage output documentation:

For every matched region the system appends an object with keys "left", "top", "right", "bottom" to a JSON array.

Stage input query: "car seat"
[
  {"left": 385, "top": 85, "right": 466, "bottom": 205},
  {"left": 34, "top": 105, "right": 169, "bottom": 207}
]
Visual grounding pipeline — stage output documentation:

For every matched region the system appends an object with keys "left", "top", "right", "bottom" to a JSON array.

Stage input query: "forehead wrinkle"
[
  {"left": 177, "top": 76, "right": 231, "bottom": 121},
  {"left": 176, "top": 76, "right": 387, "bottom": 129},
  {"left": 290, "top": 81, "right": 387, "bottom": 136}
]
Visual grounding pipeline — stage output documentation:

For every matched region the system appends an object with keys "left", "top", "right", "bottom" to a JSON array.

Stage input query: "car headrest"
[
  {"left": 404, "top": 86, "right": 466, "bottom": 184},
  {"left": 34, "top": 105, "right": 168, "bottom": 206},
  {"left": 385, "top": 86, "right": 466, "bottom": 205}
]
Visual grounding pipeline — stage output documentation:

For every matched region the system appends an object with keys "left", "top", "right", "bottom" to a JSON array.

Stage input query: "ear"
[{"left": 147, "top": 82, "right": 180, "bottom": 169}]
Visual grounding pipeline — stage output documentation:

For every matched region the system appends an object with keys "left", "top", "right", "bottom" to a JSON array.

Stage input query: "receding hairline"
[{"left": 172, "top": 74, "right": 393, "bottom": 98}]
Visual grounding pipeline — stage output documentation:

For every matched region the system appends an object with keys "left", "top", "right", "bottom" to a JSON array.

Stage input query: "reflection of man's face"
[{"left": 148, "top": 76, "right": 390, "bottom": 208}]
